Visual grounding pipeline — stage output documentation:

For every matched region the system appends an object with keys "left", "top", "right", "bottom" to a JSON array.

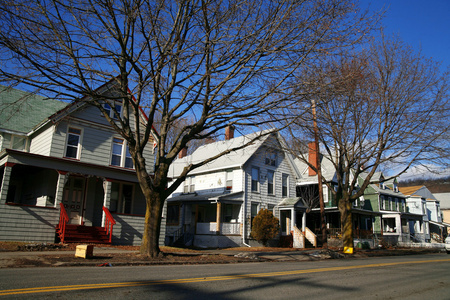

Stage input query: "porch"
[
  {"left": 165, "top": 192, "right": 244, "bottom": 248},
  {"left": 0, "top": 150, "right": 154, "bottom": 246}
]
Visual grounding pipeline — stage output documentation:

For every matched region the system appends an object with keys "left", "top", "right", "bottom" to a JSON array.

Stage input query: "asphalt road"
[{"left": 0, "top": 253, "right": 449, "bottom": 299}]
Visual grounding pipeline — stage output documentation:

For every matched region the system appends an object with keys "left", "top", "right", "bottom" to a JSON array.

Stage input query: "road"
[{"left": 0, "top": 253, "right": 449, "bottom": 299}]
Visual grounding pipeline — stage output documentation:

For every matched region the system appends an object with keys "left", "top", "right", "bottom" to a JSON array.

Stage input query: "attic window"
[
  {"left": 103, "top": 103, "right": 122, "bottom": 119},
  {"left": 265, "top": 150, "right": 277, "bottom": 166}
]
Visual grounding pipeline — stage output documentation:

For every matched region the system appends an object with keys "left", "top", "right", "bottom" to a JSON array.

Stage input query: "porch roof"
[
  {"left": 429, "top": 220, "right": 447, "bottom": 228},
  {"left": 0, "top": 148, "right": 140, "bottom": 183},
  {"left": 277, "top": 197, "right": 307, "bottom": 209},
  {"left": 167, "top": 191, "right": 244, "bottom": 204}
]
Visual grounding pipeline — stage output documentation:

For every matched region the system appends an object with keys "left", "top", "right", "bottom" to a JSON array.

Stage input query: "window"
[
  {"left": 11, "top": 136, "right": 27, "bottom": 151},
  {"left": 265, "top": 150, "right": 277, "bottom": 166},
  {"left": 109, "top": 182, "right": 134, "bottom": 214},
  {"left": 183, "top": 176, "right": 195, "bottom": 193},
  {"left": 380, "top": 195, "right": 385, "bottom": 210},
  {"left": 65, "top": 127, "right": 82, "bottom": 159},
  {"left": 226, "top": 170, "right": 233, "bottom": 191},
  {"left": 103, "top": 103, "right": 122, "bottom": 119},
  {"left": 388, "top": 197, "right": 392, "bottom": 210},
  {"left": 251, "top": 167, "right": 259, "bottom": 192},
  {"left": 111, "top": 137, "right": 133, "bottom": 168},
  {"left": 282, "top": 174, "right": 289, "bottom": 197},
  {"left": 251, "top": 202, "right": 259, "bottom": 229},
  {"left": 167, "top": 204, "right": 180, "bottom": 225},
  {"left": 267, "top": 170, "right": 274, "bottom": 195}
]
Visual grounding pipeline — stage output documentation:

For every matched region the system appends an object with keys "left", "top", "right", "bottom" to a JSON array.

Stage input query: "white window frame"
[
  {"left": 282, "top": 173, "right": 289, "bottom": 198},
  {"left": 103, "top": 102, "right": 123, "bottom": 119},
  {"left": 110, "top": 137, "right": 133, "bottom": 168},
  {"left": 267, "top": 170, "right": 275, "bottom": 195},
  {"left": 183, "top": 176, "right": 195, "bottom": 193},
  {"left": 64, "top": 127, "right": 82, "bottom": 159},
  {"left": 226, "top": 170, "right": 233, "bottom": 191},
  {"left": 251, "top": 167, "right": 260, "bottom": 192}
]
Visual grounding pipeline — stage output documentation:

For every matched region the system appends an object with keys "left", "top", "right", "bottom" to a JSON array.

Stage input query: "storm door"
[{"left": 62, "top": 176, "right": 86, "bottom": 225}]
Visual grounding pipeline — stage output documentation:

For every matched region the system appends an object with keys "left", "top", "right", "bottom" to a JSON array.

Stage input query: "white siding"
[{"left": 29, "top": 125, "right": 54, "bottom": 155}]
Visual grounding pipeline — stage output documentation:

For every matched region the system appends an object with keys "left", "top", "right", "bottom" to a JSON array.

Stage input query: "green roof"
[{"left": 0, "top": 86, "right": 67, "bottom": 134}]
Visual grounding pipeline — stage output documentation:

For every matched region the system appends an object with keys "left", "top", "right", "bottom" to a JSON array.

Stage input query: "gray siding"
[
  {"left": 243, "top": 136, "right": 297, "bottom": 236},
  {"left": 111, "top": 214, "right": 165, "bottom": 246},
  {"left": 0, "top": 205, "right": 59, "bottom": 243}
]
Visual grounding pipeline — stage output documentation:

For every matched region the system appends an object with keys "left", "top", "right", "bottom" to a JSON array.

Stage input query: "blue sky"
[
  {"left": 361, "top": 0, "right": 450, "bottom": 71},
  {"left": 361, "top": 0, "right": 450, "bottom": 179}
]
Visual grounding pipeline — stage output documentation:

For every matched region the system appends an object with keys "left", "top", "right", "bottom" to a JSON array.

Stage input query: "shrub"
[{"left": 250, "top": 209, "right": 280, "bottom": 246}]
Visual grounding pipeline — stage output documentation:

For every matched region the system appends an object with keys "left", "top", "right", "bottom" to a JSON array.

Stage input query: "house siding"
[
  {"left": 0, "top": 205, "right": 59, "bottom": 243},
  {"left": 243, "top": 138, "right": 296, "bottom": 237},
  {"left": 29, "top": 124, "right": 54, "bottom": 156}
]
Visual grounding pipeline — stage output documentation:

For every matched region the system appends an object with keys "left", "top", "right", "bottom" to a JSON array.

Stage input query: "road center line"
[{"left": 1, "top": 258, "right": 449, "bottom": 296}]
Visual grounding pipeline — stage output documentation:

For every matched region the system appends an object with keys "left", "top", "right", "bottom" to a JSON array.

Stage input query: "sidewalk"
[{"left": 0, "top": 245, "right": 444, "bottom": 268}]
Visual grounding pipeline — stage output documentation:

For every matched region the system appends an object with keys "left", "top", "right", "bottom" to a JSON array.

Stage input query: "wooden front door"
[{"left": 62, "top": 176, "right": 86, "bottom": 225}]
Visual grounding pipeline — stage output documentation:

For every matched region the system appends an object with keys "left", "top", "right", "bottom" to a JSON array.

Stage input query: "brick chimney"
[
  {"left": 178, "top": 147, "right": 188, "bottom": 159},
  {"left": 225, "top": 125, "right": 235, "bottom": 140},
  {"left": 308, "top": 142, "right": 318, "bottom": 176}
]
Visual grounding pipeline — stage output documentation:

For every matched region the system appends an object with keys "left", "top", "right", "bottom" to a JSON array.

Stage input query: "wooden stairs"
[{"left": 58, "top": 225, "right": 112, "bottom": 244}]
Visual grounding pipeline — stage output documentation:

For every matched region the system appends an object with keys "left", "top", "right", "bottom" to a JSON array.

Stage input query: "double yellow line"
[{"left": 1, "top": 258, "right": 449, "bottom": 296}]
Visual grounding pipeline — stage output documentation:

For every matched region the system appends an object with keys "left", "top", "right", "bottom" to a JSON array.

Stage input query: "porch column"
[
  {"left": 102, "top": 179, "right": 112, "bottom": 226},
  {"left": 0, "top": 162, "right": 15, "bottom": 205},
  {"left": 54, "top": 171, "right": 69, "bottom": 208},
  {"left": 216, "top": 201, "right": 222, "bottom": 234},
  {"left": 291, "top": 207, "right": 296, "bottom": 232},
  {"left": 302, "top": 211, "right": 306, "bottom": 232}
]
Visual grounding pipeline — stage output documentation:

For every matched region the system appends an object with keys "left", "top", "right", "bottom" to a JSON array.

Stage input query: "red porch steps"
[{"left": 58, "top": 224, "right": 112, "bottom": 244}]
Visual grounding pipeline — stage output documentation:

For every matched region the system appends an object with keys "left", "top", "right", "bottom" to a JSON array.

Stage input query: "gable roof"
[
  {"left": 0, "top": 85, "right": 67, "bottom": 134},
  {"left": 398, "top": 185, "right": 423, "bottom": 197},
  {"left": 294, "top": 154, "right": 337, "bottom": 183},
  {"left": 399, "top": 185, "right": 437, "bottom": 201},
  {"left": 169, "top": 130, "right": 288, "bottom": 177}
]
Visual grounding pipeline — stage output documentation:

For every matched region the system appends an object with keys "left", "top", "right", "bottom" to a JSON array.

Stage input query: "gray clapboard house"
[
  {"left": 165, "top": 128, "right": 306, "bottom": 248},
  {"left": 0, "top": 84, "right": 160, "bottom": 245}
]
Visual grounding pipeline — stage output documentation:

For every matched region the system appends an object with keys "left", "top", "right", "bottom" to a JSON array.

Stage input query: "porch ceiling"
[{"left": 168, "top": 191, "right": 243, "bottom": 204}]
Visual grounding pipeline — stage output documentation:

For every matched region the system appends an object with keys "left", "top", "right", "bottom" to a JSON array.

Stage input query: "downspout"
[{"left": 242, "top": 167, "right": 251, "bottom": 247}]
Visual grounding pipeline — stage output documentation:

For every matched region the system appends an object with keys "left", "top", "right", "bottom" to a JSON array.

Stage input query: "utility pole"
[{"left": 311, "top": 99, "right": 327, "bottom": 249}]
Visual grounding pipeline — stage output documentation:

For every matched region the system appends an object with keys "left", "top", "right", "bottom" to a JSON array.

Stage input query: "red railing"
[
  {"left": 103, "top": 206, "right": 116, "bottom": 243},
  {"left": 57, "top": 203, "right": 69, "bottom": 243}
]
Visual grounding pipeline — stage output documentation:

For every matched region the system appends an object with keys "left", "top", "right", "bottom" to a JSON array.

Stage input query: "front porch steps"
[{"left": 57, "top": 225, "right": 111, "bottom": 244}]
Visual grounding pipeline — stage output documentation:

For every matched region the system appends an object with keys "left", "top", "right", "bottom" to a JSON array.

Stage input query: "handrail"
[
  {"left": 58, "top": 203, "right": 69, "bottom": 243},
  {"left": 305, "top": 227, "right": 317, "bottom": 247},
  {"left": 102, "top": 206, "right": 116, "bottom": 243}
]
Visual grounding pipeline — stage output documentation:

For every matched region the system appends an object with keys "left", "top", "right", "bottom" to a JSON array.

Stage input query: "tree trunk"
[
  {"left": 140, "top": 189, "right": 164, "bottom": 258},
  {"left": 339, "top": 197, "right": 354, "bottom": 254}
]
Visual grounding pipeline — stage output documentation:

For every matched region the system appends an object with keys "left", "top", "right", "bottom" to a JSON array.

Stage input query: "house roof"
[
  {"left": 169, "top": 130, "right": 282, "bottom": 177},
  {"left": 398, "top": 185, "right": 423, "bottom": 197},
  {"left": 0, "top": 85, "right": 67, "bottom": 134},
  {"left": 294, "top": 154, "right": 337, "bottom": 183},
  {"left": 399, "top": 185, "right": 437, "bottom": 201}
]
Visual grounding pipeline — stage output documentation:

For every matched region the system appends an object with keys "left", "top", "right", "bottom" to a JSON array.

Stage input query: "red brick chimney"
[
  {"left": 308, "top": 142, "right": 318, "bottom": 176},
  {"left": 178, "top": 147, "right": 188, "bottom": 159},
  {"left": 225, "top": 125, "right": 235, "bottom": 140}
]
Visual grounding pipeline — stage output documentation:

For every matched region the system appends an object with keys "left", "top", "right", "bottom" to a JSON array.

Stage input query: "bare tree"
[
  {"left": 289, "top": 34, "right": 450, "bottom": 252},
  {"left": 0, "top": 0, "right": 376, "bottom": 257}
]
